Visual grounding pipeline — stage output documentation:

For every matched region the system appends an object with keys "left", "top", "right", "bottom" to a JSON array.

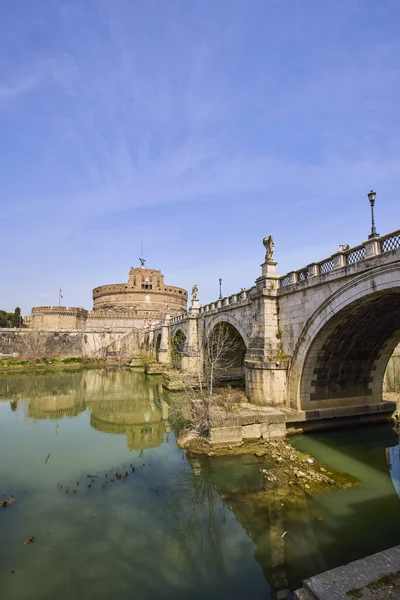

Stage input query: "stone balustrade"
[
  {"left": 197, "top": 288, "right": 250, "bottom": 316},
  {"left": 279, "top": 228, "right": 400, "bottom": 288}
]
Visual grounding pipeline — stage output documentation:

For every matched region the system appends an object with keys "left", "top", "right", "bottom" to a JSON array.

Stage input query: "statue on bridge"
[
  {"left": 263, "top": 234, "right": 275, "bottom": 263},
  {"left": 191, "top": 284, "right": 198, "bottom": 300}
]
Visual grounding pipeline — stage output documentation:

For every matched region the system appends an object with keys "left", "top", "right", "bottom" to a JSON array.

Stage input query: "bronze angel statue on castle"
[{"left": 263, "top": 234, "right": 275, "bottom": 263}]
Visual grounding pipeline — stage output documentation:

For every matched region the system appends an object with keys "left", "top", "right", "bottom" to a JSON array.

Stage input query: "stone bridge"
[{"left": 149, "top": 229, "right": 400, "bottom": 422}]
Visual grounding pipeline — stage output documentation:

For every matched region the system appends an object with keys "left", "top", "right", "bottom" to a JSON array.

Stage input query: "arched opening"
[
  {"left": 299, "top": 290, "right": 400, "bottom": 409},
  {"left": 171, "top": 329, "right": 186, "bottom": 370},
  {"left": 204, "top": 322, "right": 247, "bottom": 389},
  {"left": 155, "top": 333, "right": 162, "bottom": 362}
]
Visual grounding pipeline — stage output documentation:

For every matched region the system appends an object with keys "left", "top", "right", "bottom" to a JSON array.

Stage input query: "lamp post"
[
  {"left": 218, "top": 278, "right": 222, "bottom": 299},
  {"left": 367, "top": 190, "right": 379, "bottom": 239}
]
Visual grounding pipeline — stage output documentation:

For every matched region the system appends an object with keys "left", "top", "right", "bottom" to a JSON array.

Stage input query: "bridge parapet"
[
  {"left": 169, "top": 313, "right": 186, "bottom": 325},
  {"left": 199, "top": 289, "right": 251, "bottom": 315},
  {"left": 279, "top": 228, "right": 400, "bottom": 289}
]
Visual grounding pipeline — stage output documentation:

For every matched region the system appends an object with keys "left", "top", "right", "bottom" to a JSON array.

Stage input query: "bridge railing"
[
  {"left": 380, "top": 230, "right": 400, "bottom": 253},
  {"left": 199, "top": 289, "right": 250, "bottom": 314},
  {"left": 279, "top": 228, "right": 400, "bottom": 288},
  {"left": 169, "top": 313, "right": 186, "bottom": 324}
]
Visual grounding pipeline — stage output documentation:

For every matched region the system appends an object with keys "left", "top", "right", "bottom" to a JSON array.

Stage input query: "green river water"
[{"left": 1, "top": 368, "right": 400, "bottom": 599}]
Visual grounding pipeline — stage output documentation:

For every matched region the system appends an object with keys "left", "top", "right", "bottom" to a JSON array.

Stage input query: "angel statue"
[
  {"left": 139, "top": 257, "right": 146, "bottom": 268},
  {"left": 191, "top": 284, "right": 198, "bottom": 300},
  {"left": 263, "top": 234, "right": 275, "bottom": 263}
]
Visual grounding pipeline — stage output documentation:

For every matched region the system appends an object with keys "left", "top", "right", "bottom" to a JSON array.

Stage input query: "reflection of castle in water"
[
  {"left": 88, "top": 378, "right": 169, "bottom": 450},
  {"left": 19, "top": 369, "right": 169, "bottom": 451},
  {"left": 27, "top": 394, "right": 86, "bottom": 419}
]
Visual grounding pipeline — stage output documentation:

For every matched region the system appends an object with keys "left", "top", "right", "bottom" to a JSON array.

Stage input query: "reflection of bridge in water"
[
  {"left": 187, "top": 447, "right": 400, "bottom": 599},
  {"left": 5, "top": 369, "right": 170, "bottom": 451},
  {"left": 186, "top": 454, "right": 294, "bottom": 599}
]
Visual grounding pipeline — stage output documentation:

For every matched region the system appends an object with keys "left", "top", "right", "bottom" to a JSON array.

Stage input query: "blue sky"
[{"left": 1, "top": 0, "right": 400, "bottom": 314}]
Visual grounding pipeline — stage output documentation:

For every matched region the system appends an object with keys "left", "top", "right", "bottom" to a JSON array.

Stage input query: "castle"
[{"left": 30, "top": 263, "right": 187, "bottom": 331}]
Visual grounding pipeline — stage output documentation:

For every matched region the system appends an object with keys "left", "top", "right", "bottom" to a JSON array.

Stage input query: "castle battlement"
[{"left": 30, "top": 264, "right": 187, "bottom": 331}]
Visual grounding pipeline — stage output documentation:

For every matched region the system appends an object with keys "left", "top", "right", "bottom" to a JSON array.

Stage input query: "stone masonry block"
[
  {"left": 261, "top": 422, "right": 286, "bottom": 439},
  {"left": 242, "top": 423, "right": 262, "bottom": 439},
  {"left": 209, "top": 426, "right": 243, "bottom": 444}
]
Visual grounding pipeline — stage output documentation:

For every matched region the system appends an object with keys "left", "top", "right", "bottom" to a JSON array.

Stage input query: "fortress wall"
[
  {"left": 85, "top": 315, "right": 147, "bottom": 332},
  {"left": 31, "top": 307, "right": 88, "bottom": 331},
  {"left": 0, "top": 329, "right": 142, "bottom": 359},
  {"left": 0, "top": 330, "right": 84, "bottom": 357}
]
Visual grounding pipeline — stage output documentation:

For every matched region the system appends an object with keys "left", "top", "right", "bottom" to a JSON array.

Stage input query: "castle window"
[
  {"left": 141, "top": 284, "right": 152, "bottom": 290},
  {"left": 133, "top": 276, "right": 136, "bottom": 285},
  {"left": 157, "top": 278, "right": 160, "bottom": 287}
]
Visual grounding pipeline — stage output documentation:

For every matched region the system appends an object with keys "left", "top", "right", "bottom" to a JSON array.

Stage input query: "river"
[{"left": 0, "top": 368, "right": 399, "bottom": 599}]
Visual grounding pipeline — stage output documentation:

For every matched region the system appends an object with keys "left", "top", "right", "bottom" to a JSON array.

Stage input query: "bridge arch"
[
  {"left": 171, "top": 328, "right": 187, "bottom": 370},
  {"left": 204, "top": 313, "right": 250, "bottom": 349},
  {"left": 288, "top": 264, "right": 400, "bottom": 410},
  {"left": 203, "top": 316, "right": 248, "bottom": 384},
  {"left": 155, "top": 333, "right": 162, "bottom": 362}
]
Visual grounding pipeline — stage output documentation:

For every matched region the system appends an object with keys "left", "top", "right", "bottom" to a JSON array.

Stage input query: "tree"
[
  {"left": 11, "top": 307, "right": 22, "bottom": 328},
  {"left": 202, "top": 322, "right": 244, "bottom": 397},
  {"left": 19, "top": 330, "right": 46, "bottom": 359},
  {"left": 0, "top": 310, "right": 9, "bottom": 328},
  {"left": 168, "top": 323, "right": 246, "bottom": 437},
  {"left": 171, "top": 330, "right": 186, "bottom": 370}
]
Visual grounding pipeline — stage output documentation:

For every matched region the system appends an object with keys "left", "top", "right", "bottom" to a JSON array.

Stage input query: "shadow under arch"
[
  {"left": 287, "top": 264, "right": 400, "bottom": 410},
  {"left": 204, "top": 313, "right": 250, "bottom": 349},
  {"left": 204, "top": 320, "right": 247, "bottom": 383},
  {"left": 171, "top": 328, "right": 187, "bottom": 370},
  {"left": 155, "top": 333, "right": 162, "bottom": 362}
]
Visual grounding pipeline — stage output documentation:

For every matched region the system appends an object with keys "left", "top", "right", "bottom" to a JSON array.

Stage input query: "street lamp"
[
  {"left": 218, "top": 278, "right": 222, "bottom": 299},
  {"left": 367, "top": 190, "right": 379, "bottom": 239}
]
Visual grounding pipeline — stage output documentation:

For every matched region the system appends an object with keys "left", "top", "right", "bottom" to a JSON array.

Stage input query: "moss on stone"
[
  {"left": 346, "top": 570, "right": 400, "bottom": 597},
  {"left": 183, "top": 436, "right": 359, "bottom": 499}
]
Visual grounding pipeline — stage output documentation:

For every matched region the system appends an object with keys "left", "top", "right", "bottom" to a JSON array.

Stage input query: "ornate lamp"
[
  {"left": 219, "top": 278, "right": 222, "bottom": 299},
  {"left": 367, "top": 190, "right": 379, "bottom": 239}
]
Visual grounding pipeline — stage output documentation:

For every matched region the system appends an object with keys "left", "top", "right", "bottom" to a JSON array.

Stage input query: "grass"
[{"left": 0, "top": 356, "right": 107, "bottom": 374}]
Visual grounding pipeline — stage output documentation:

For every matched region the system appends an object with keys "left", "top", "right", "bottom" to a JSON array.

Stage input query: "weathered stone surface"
[
  {"left": 209, "top": 426, "right": 243, "bottom": 444},
  {"left": 0, "top": 329, "right": 140, "bottom": 359},
  {"left": 242, "top": 423, "right": 262, "bottom": 439},
  {"left": 294, "top": 544, "right": 400, "bottom": 599},
  {"left": 261, "top": 422, "right": 286, "bottom": 439}
]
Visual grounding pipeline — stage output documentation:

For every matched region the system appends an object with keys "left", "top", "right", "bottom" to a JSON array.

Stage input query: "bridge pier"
[
  {"left": 245, "top": 360, "right": 288, "bottom": 406},
  {"left": 181, "top": 299, "right": 201, "bottom": 373},
  {"left": 157, "top": 320, "right": 171, "bottom": 364}
]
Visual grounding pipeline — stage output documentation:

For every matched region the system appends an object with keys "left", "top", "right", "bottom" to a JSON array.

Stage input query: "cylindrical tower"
[{"left": 92, "top": 266, "right": 187, "bottom": 320}]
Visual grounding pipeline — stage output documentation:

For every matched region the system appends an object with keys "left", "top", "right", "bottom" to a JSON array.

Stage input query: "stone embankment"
[
  {"left": 0, "top": 328, "right": 141, "bottom": 359},
  {"left": 294, "top": 545, "right": 400, "bottom": 599}
]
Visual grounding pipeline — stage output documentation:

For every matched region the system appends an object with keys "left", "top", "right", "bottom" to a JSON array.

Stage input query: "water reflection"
[
  {"left": 0, "top": 369, "right": 169, "bottom": 451},
  {"left": 186, "top": 454, "right": 291, "bottom": 599},
  {"left": 0, "top": 369, "right": 267, "bottom": 600},
  {"left": 2, "top": 370, "right": 400, "bottom": 599}
]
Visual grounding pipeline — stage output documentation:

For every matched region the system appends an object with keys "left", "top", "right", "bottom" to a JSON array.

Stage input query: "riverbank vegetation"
[{"left": 0, "top": 356, "right": 108, "bottom": 374}]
